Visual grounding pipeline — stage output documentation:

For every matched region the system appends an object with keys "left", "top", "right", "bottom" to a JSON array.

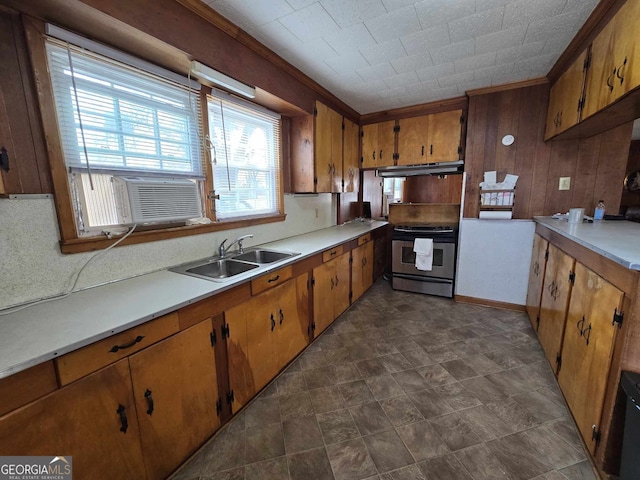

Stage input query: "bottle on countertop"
[{"left": 594, "top": 200, "right": 605, "bottom": 220}]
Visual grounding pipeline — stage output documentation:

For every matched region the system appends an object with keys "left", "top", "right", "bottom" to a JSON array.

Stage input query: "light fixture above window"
[{"left": 191, "top": 60, "right": 256, "bottom": 98}]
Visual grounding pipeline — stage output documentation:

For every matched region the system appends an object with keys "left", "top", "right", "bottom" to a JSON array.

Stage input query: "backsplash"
[{"left": 0, "top": 194, "right": 335, "bottom": 310}]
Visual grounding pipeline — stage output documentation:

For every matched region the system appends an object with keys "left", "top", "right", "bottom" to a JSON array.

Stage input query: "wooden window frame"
[{"left": 23, "top": 18, "right": 285, "bottom": 254}]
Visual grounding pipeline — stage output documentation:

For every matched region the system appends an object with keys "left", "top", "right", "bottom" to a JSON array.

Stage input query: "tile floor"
[{"left": 172, "top": 279, "right": 597, "bottom": 480}]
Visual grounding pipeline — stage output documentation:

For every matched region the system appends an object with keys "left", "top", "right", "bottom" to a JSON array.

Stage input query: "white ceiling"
[{"left": 201, "top": 0, "right": 599, "bottom": 114}]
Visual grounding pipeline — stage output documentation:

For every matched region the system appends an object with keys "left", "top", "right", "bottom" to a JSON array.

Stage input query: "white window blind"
[
  {"left": 45, "top": 39, "right": 203, "bottom": 177},
  {"left": 207, "top": 93, "right": 282, "bottom": 221}
]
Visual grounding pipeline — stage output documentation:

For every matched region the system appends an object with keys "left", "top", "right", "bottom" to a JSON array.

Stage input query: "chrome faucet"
[{"left": 219, "top": 234, "right": 253, "bottom": 258}]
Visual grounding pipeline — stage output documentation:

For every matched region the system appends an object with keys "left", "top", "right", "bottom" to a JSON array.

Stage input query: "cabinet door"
[
  {"left": 333, "top": 252, "right": 352, "bottom": 318},
  {"left": 557, "top": 262, "right": 623, "bottom": 454},
  {"left": 361, "top": 123, "right": 378, "bottom": 169},
  {"left": 315, "top": 101, "right": 333, "bottom": 193},
  {"left": 129, "top": 320, "right": 219, "bottom": 480},
  {"left": 352, "top": 242, "right": 374, "bottom": 302},
  {"left": 582, "top": 21, "right": 616, "bottom": 119},
  {"left": 427, "top": 110, "right": 462, "bottom": 163},
  {"left": 526, "top": 234, "right": 549, "bottom": 329},
  {"left": 275, "top": 275, "right": 309, "bottom": 370},
  {"left": 245, "top": 291, "right": 279, "bottom": 396},
  {"left": 330, "top": 108, "right": 343, "bottom": 193},
  {"left": 0, "top": 360, "right": 146, "bottom": 480},
  {"left": 313, "top": 260, "right": 336, "bottom": 335},
  {"left": 538, "top": 245, "right": 575, "bottom": 370},
  {"left": 545, "top": 51, "right": 587, "bottom": 139},
  {"left": 377, "top": 120, "right": 396, "bottom": 167},
  {"left": 343, "top": 117, "right": 360, "bottom": 193},
  {"left": 397, "top": 115, "right": 430, "bottom": 166},
  {"left": 610, "top": 0, "right": 640, "bottom": 100},
  {"left": 225, "top": 299, "right": 256, "bottom": 412}
]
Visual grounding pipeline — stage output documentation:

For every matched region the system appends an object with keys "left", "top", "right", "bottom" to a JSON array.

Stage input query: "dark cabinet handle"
[
  {"left": 110, "top": 335, "right": 144, "bottom": 353},
  {"left": 616, "top": 57, "right": 627, "bottom": 85},
  {"left": 421, "top": 145, "right": 424, "bottom": 156},
  {"left": 533, "top": 261, "right": 540, "bottom": 276},
  {"left": 547, "top": 281, "right": 555, "bottom": 293},
  {"left": 328, "top": 163, "right": 332, "bottom": 173},
  {"left": 0, "top": 147, "right": 9, "bottom": 172},
  {"left": 270, "top": 314, "right": 275, "bottom": 331},
  {"left": 117, "top": 404, "right": 128, "bottom": 433},
  {"left": 577, "top": 315, "right": 585, "bottom": 335},
  {"left": 144, "top": 389, "right": 154, "bottom": 416},
  {"left": 279, "top": 309, "right": 284, "bottom": 325},
  {"left": 583, "top": 323, "right": 592, "bottom": 345},
  {"left": 606, "top": 68, "right": 615, "bottom": 92},
  {"left": 558, "top": 111, "right": 562, "bottom": 127},
  {"left": 335, "top": 275, "right": 339, "bottom": 286},
  {"left": 430, "top": 144, "right": 433, "bottom": 155},
  {"left": 330, "top": 250, "right": 337, "bottom": 256},
  {"left": 267, "top": 275, "right": 280, "bottom": 283},
  {"left": 372, "top": 150, "right": 376, "bottom": 160},
  {"left": 362, "top": 257, "right": 366, "bottom": 266},
  {"left": 330, "top": 278, "right": 334, "bottom": 290},
  {"left": 379, "top": 149, "right": 382, "bottom": 159}
]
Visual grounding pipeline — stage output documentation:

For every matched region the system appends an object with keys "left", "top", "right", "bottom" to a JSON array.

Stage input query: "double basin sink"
[{"left": 170, "top": 248, "right": 299, "bottom": 282}]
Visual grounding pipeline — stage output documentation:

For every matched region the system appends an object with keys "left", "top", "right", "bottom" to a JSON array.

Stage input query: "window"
[
  {"left": 46, "top": 38, "right": 204, "bottom": 234},
  {"left": 207, "top": 92, "right": 282, "bottom": 221}
]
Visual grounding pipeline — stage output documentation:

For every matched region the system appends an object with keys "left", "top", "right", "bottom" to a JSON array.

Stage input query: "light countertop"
[
  {"left": 0, "top": 220, "right": 387, "bottom": 379},
  {"left": 534, "top": 216, "right": 640, "bottom": 271}
]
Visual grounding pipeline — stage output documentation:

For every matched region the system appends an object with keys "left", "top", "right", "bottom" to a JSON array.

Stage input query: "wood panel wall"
[
  {"left": 403, "top": 175, "right": 463, "bottom": 204},
  {"left": 464, "top": 84, "right": 634, "bottom": 219}
]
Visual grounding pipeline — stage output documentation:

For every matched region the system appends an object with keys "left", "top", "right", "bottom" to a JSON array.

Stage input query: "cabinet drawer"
[
  {"left": 322, "top": 245, "right": 345, "bottom": 262},
  {"left": 56, "top": 313, "right": 180, "bottom": 386},
  {"left": 358, "top": 234, "right": 371, "bottom": 246},
  {"left": 0, "top": 361, "right": 58, "bottom": 416},
  {"left": 251, "top": 266, "right": 293, "bottom": 295}
]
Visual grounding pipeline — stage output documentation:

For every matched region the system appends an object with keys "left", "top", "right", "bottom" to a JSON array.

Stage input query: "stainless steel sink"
[
  {"left": 232, "top": 249, "right": 298, "bottom": 264},
  {"left": 171, "top": 258, "right": 259, "bottom": 280}
]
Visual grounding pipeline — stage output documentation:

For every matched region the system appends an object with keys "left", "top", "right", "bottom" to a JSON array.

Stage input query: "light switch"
[{"left": 559, "top": 177, "right": 571, "bottom": 191}]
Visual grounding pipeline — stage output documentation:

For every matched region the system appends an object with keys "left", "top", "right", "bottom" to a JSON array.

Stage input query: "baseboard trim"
[{"left": 454, "top": 295, "right": 526, "bottom": 312}]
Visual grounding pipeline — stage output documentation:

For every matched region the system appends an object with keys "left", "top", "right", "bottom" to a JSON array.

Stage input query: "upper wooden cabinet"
[
  {"left": 361, "top": 120, "right": 395, "bottom": 168},
  {"left": 315, "top": 101, "right": 343, "bottom": 193},
  {"left": 343, "top": 117, "right": 360, "bottom": 193},
  {"left": 397, "top": 110, "right": 463, "bottom": 165},
  {"left": 545, "top": 50, "right": 588, "bottom": 140},
  {"left": 557, "top": 262, "right": 623, "bottom": 455}
]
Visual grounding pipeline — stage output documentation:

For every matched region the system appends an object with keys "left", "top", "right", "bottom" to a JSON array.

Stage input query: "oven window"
[{"left": 401, "top": 246, "right": 444, "bottom": 267}]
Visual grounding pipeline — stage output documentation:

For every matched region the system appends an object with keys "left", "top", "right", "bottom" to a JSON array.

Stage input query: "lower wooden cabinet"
[
  {"left": 526, "top": 234, "right": 548, "bottom": 329},
  {"left": 129, "top": 319, "right": 220, "bottom": 480},
  {"left": 557, "top": 262, "right": 623, "bottom": 454},
  {"left": 226, "top": 275, "right": 309, "bottom": 412},
  {"left": 538, "top": 244, "right": 575, "bottom": 370},
  {"left": 352, "top": 241, "right": 374, "bottom": 302},
  {"left": 0, "top": 359, "right": 146, "bottom": 480},
  {"left": 313, "top": 251, "right": 351, "bottom": 335}
]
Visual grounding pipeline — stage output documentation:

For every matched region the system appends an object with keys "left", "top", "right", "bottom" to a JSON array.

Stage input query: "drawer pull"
[
  {"left": 144, "top": 389, "right": 154, "bottom": 416},
  {"left": 117, "top": 404, "right": 128, "bottom": 433},
  {"left": 271, "top": 314, "right": 276, "bottom": 331},
  {"left": 279, "top": 309, "right": 284, "bottom": 325},
  {"left": 421, "top": 145, "right": 424, "bottom": 156},
  {"left": 583, "top": 323, "right": 592, "bottom": 345},
  {"left": 267, "top": 275, "right": 280, "bottom": 284},
  {"left": 110, "top": 335, "right": 145, "bottom": 353},
  {"left": 330, "top": 250, "right": 337, "bottom": 256}
]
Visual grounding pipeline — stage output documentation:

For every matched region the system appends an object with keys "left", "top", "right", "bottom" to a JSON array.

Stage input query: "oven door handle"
[{"left": 392, "top": 273, "right": 453, "bottom": 284}]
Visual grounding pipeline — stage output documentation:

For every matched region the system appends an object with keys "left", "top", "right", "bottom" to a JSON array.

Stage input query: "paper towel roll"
[{"left": 479, "top": 210, "right": 513, "bottom": 220}]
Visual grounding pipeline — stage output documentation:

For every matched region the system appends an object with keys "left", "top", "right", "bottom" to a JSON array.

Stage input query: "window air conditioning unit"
[{"left": 112, "top": 176, "right": 202, "bottom": 224}]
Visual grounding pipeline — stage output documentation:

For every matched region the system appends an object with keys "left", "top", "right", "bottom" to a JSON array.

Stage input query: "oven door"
[{"left": 392, "top": 240, "right": 455, "bottom": 279}]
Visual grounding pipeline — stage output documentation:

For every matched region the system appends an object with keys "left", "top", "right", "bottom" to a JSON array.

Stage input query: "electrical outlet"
[{"left": 559, "top": 177, "right": 571, "bottom": 191}]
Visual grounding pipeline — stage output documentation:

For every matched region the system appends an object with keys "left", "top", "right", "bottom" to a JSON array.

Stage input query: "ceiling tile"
[
  {"left": 381, "top": 0, "right": 419, "bottom": 12},
  {"left": 438, "top": 71, "right": 474, "bottom": 88},
  {"left": 324, "top": 51, "right": 370, "bottom": 72},
  {"left": 384, "top": 71, "right": 420, "bottom": 89},
  {"left": 357, "top": 62, "right": 398, "bottom": 81},
  {"left": 496, "top": 41, "right": 545, "bottom": 65},
  {"left": 355, "top": 79, "right": 389, "bottom": 93},
  {"left": 430, "top": 39, "right": 475, "bottom": 65},
  {"left": 516, "top": 52, "right": 557, "bottom": 75},
  {"left": 249, "top": 21, "right": 301, "bottom": 51},
  {"left": 286, "top": 0, "right": 317, "bottom": 10},
  {"left": 376, "top": 86, "right": 408, "bottom": 99},
  {"left": 542, "top": 34, "right": 571, "bottom": 55},
  {"left": 416, "top": 62, "right": 455, "bottom": 81},
  {"left": 490, "top": 71, "right": 528, "bottom": 85},
  {"left": 475, "top": 0, "right": 510, "bottom": 13},
  {"left": 415, "top": 0, "right": 475, "bottom": 29},
  {"left": 204, "top": 1, "right": 253, "bottom": 30},
  {"left": 219, "top": 0, "right": 294, "bottom": 27},
  {"left": 391, "top": 52, "right": 433, "bottom": 74},
  {"left": 456, "top": 78, "right": 491, "bottom": 93},
  {"left": 474, "top": 62, "right": 516, "bottom": 81},
  {"left": 503, "top": 0, "right": 566, "bottom": 29},
  {"left": 400, "top": 24, "right": 451, "bottom": 56},
  {"left": 448, "top": 7, "right": 505, "bottom": 44},
  {"left": 324, "top": 23, "right": 378, "bottom": 56},
  {"left": 279, "top": 3, "right": 341, "bottom": 42},
  {"left": 564, "top": 0, "right": 599, "bottom": 13},
  {"left": 524, "top": 10, "right": 591, "bottom": 44},
  {"left": 454, "top": 52, "right": 497, "bottom": 73},
  {"left": 320, "top": 0, "right": 388, "bottom": 28},
  {"left": 359, "top": 39, "right": 407, "bottom": 66},
  {"left": 364, "top": 5, "right": 422, "bottom": 43},
  {"left": 285, "top": 38, "right": 338, "bottom": 62},
  {"left": 474, "top": 26, "right": 527, "bottom": 55}
]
